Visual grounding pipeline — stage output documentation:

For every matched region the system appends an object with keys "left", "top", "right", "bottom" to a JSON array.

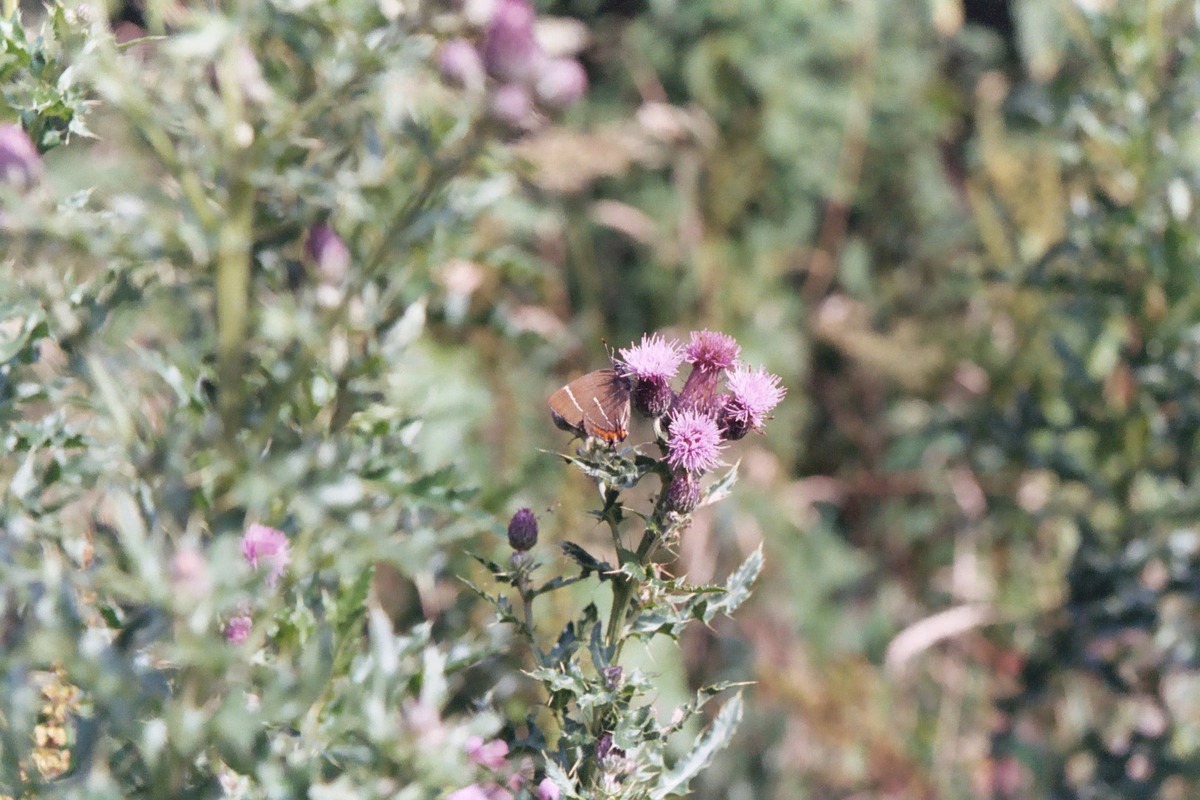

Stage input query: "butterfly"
[{"left": 548, "top": 368, "right": 631, "bottom": 444}]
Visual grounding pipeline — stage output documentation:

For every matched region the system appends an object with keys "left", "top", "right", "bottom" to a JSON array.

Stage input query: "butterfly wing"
[{"left": 548, "top": 369, "right": 631, "bottom": 444}]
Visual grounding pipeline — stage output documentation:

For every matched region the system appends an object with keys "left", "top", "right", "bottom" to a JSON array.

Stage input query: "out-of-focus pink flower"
[
  {"left": 170, "top": 547, "right": 211, "bottom": 598},
  {"left": 225, "top": 613, "right": 252, "bottom": 644},
  {"left": 466, "top": 736, "right": 510, "bottom": 770},
  {"left": 535, "top": 58, "right": 587, "bottom": 109},
  {"left": 483, "top": 0, "right": 542, "bottom": 82},
  {"left": 534, "top": 776, "right": 561, "bottom": 800},
  {"left": 0, "top": 124, "right": 41, "bottom": 190},
  {"left": 439, "top": 39, "right": 486, "bottom": 91},
  {"left": 241, "top": 523, "right": 290, "bottom": 586},
  {"left": 306, "top": 223, "right": 350, "bottom": 283},
  {"left": 489, "top": 84, "right": 533, "bottom": 127},
  {"left": 666, "top": 408, "right": 724, "bottom": 474},
  {"left": 448, "top": 784, "right": 513, "bottom": 800},
  {"left": 722, "top": 364, "right": 786, "bottom": 438}
]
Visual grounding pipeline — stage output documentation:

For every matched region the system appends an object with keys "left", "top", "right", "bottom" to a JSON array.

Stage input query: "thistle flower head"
[
  {"left": 684, "top": 329, "right": 740, "bottom": 373},
  {"left": 225, "top": 614, "right": 252, "bottom": 644},
  {"left": 619, "top": 333, "right": 684, "bottom": 383},
  {"left": 666, "top": 408, "right": 724, "bottom": 474},
  {"left": 241, "top": 523, "right": 290, "bottom": 586},
  {"left": 675, "top": 329, "right": 740, "bottom": 413},
  {"left": 723, "top": 365, "right": 786, "bottom": 435}
]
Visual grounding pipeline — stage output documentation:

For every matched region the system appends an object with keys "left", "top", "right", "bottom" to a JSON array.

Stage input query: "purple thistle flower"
[
  {"left": 684, "top": 329, "right": 740, "bottom": 373},
  {"left": 620, "top": 333, "right": 683, "bottom": 418},
  {"left": 535, "top": 58, "right": 587, "bottom": 109},
  {"left": 241, "top": 523, "right": 290, "bottom": 586},
  {"left": 675, "top": 329, "right": 741, "bottom": 414},
  {"left": 666, "top": 408, "right": 724, "bottom": 474},
  {"left": 0, "top": 124, "right": 41, "bottom": 190},
  {"left": 225, "top": 613, "right": 252, "bottom": 644},
  {"left": 721, "top": 365, "right": 786, "bottom": 439},
  {"left": 438, "top": 39, "right": 486, "bottom": 91},
  {"left": 483, "top": 0, "right": 543, "bottom": 83},
  {"left": 619, "top": 333, "right": 684, "bottom": 382}
]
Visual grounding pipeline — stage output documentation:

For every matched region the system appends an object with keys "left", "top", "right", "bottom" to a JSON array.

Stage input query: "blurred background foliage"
[
  {"left": 7, "top": 0, "right": 1200, "bottom": 797},
  {"left": 467, "top": 0, "right": 1200, "bottom": 797}
]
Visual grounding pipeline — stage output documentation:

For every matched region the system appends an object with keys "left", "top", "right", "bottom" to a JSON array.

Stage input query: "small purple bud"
[
  {"left": 306, "top": 223, "right": 350, "bottom": 283},
  {"left": 595, "top": 732, "right": 614, "bottom": 762},
  {"left": 665, "top": 471, "right": 701, "bottom": 514},
  {"left": 632, "top": 378, "right": 675, "bottom": 418},
  {"left": 720, "top": 412, "right": 751, "bottom": 441},
  {"left": 602, "top": 665, "right": 623, "bottom": 691},
  {"left": 0, "top": 124, "right": 41, "bottom": 190},
  {"left": 535, "top": 58, "right": 587, "bottom": 109},
  {"left": 483, "top": 0, "right": 543, "bottom": 83},
  {"left": 716, "top": 394, "right": 750, "bottom": 441},
  {"left": 489, "top": 84, "right": 534, "bottom": 127},
  {"left": 438, "top": 39, "right": 485, "bottom": 91},
  {"left": 507, "top": 507, "right": 538, "bottom": 551}
]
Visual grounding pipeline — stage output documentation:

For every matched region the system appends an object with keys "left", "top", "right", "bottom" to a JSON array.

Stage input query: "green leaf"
[
  {"left": 651, "top": 692, "right": 744, "bottom": 799},
  {"left": 698, "top": 460, "right": 739, "bottom": 508}
]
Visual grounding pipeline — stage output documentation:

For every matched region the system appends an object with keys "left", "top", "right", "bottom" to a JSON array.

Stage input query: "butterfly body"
[{"left": 548, "top": 368, "right": 631, "bottom": 444}]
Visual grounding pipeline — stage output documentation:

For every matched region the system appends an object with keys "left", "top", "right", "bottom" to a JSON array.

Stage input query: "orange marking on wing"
[{"left": 591, "top": 426, "right": 627, "bottom": 443}]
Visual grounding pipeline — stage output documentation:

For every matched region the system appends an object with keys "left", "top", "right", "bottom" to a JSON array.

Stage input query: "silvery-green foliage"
[
  {"left": 0, "top": 0, "right": 518, "bottom": 796},
  {"left": 479, "top": 439, "right": 761, "bottom": 799}
]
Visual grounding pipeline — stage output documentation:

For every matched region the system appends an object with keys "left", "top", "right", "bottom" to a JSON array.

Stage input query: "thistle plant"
[{"left": 473, "top": 331, "right": 784, "bottom": 799}]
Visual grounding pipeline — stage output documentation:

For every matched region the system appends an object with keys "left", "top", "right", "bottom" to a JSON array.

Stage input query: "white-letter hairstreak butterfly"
[{"left": 548, "top": 368, "right": 632, "bottom": 444}]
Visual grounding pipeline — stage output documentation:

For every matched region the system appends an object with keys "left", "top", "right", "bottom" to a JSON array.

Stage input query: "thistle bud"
[
  {"left": 595, "top": 732, "right": 614, "bottom": 762},
  {"left": 665, "top": 471, "right": 701, "bottom": 514},
  {"left": 602, "top": 665, "right": 623, "bottom": 691},
  {"left": 507, "top": 507, "right": 538, "bottom": 551},
  {"left": 632, "top": 378, "right": 674, "bottom": 418},
  {"left": 306, "top": 223, "right": 350, "bottom": 283}
]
